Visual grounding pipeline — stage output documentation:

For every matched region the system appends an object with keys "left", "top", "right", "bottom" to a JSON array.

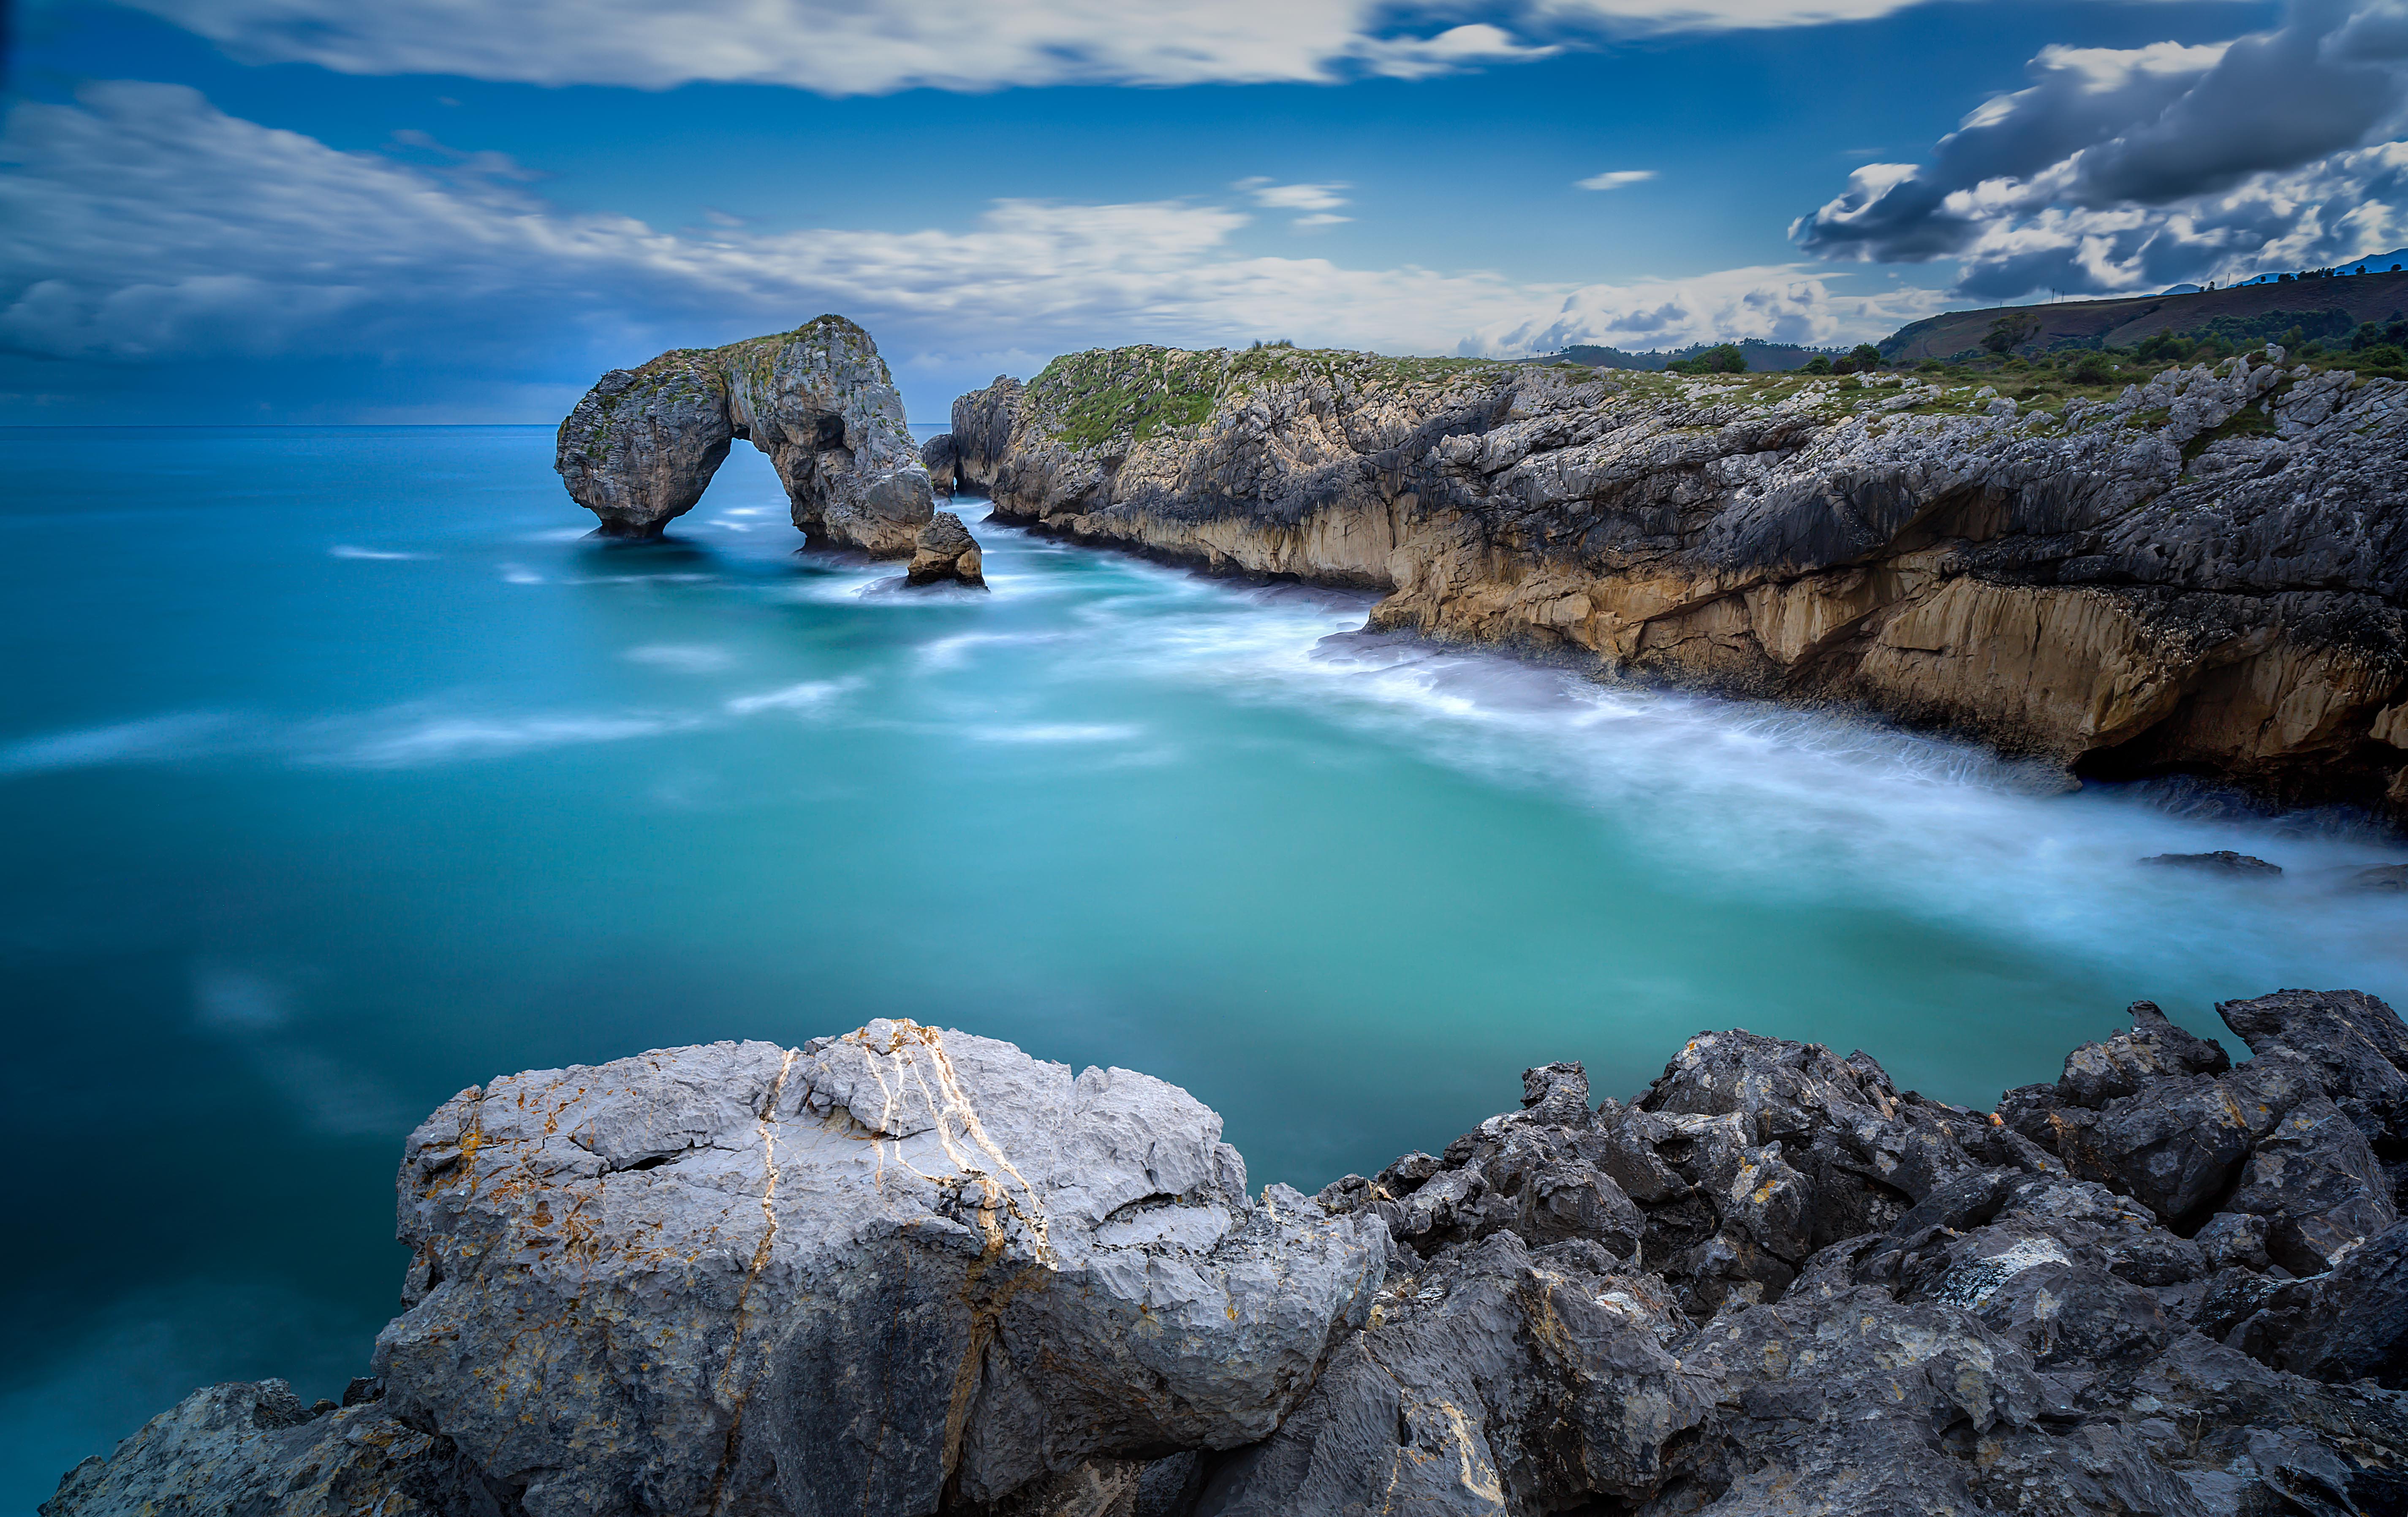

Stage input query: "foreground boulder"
[
  {"left": 556, "top": 315, "right": 955, "bottom": 558},
  {"left": 930, "top": 346, "right": 2408, "bottom": 818},
  {"left": 50, "top": 995, "right": 2408, "bottom": 1516}
]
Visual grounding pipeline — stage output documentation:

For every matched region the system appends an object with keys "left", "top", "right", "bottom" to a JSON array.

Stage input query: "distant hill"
[
  {"left": 1524, "top": 339, "right": 1834, "bottom": 372},
  {"left": 1882, "top": 269, "right": 2408, "bottom": 362}
]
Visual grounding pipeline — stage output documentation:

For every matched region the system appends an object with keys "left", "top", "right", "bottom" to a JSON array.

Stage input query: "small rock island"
[
  {"left": 47, "top": 991, "right": 2408, "bottom": 1517},
  {"left": 555, "top": 315, "right": 980, "bottom": 582}
]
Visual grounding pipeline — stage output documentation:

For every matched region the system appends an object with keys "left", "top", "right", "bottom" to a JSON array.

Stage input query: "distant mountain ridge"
[
  {"left": 1522, "top": 338, "right": 1834, "bottom": 372},
  {"left": 1882, "top": 267, "right": 2408, "bottom": 362}
]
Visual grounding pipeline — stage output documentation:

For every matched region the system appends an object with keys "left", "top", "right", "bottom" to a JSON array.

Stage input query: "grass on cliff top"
[{"left": 1027, "top": 344, "right": 1516, "bottom": 449}]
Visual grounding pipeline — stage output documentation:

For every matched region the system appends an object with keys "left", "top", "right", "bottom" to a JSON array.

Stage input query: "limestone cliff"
[
  {"left": 556, "top": 315, "right": 940, "bottom": 555},
  {"left": 940, "top": 346, "right": 2408, "bottom": 816}
]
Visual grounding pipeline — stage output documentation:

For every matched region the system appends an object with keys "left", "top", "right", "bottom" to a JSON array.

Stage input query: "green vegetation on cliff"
[{"left": 1027, "top": 345, "right": 1511, "bottom": 449}]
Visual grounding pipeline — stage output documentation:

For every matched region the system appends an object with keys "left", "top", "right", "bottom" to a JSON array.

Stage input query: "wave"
[
  {"left": 0, "top": 712, "right": 241, "bottom": 776},
  {"left": 724, "top": 678, "right": 859, "bottom": 716},
  {"left": 329, "top": 545, "right": 428, "bottom": 561}
]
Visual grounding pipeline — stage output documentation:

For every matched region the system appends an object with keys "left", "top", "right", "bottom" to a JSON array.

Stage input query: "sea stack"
[{"left": 554, "top": 316, "right": 976, "bottom": 571}]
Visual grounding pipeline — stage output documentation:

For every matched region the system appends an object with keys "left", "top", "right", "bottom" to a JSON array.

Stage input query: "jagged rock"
[
  {"left": 923, "top": 432, "right": 959, "bottom": 494},
  {"left": 557, "top": 315, "right": 933, "bottom": 552},
  {"left": 2218, "top": 988, "right": 2408, "bottom": 1154},
  {"left": 906, "top": 511, "right": 986, "bottom": 587},
  {"left": 52, "top": 1000, "right": 2408, "bottom": 1517},
  {"left": 2351, "top": 863, "right": 2408, "bottom": 890},
  {"left": 2286, "top": 1219, "right": 2408, "bottom": 1388},
  {"left": 2142, "top": 851, "right": 2285, "bottom": 875},
  {"left": 946, "top": 348, "right": 2408, "bottom": 818},
  {"left": 1196, "top": 1233, "right": 1718, "bottom": 1517},
  {"left": 37, "top": 1380, "right": 486, "bottom": 1517}
]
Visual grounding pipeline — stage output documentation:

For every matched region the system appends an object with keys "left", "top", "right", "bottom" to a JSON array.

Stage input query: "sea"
[{"left": 5, "top": 423, "right": 2404, "bottom": 1509}]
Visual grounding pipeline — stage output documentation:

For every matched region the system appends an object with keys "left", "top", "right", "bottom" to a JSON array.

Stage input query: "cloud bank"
[
  {"left": 1795, "top": 0, "right": 2408, "bottom": 296},
  {"left": 0, "top": 81, "right": 1934, "bottom": 419},
  {"left": 126, "top": 0, "right": 1962, "bottom": 95}
]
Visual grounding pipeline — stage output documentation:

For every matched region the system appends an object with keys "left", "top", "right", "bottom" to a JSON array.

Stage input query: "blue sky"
[{"left": 8, "top": 0, "right": 2402, "bottom": 423}]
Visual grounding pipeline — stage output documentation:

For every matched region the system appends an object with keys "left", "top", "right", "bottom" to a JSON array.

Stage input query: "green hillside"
[{"left": 1882, "top": 270, "right": 2408, "bottom": 362}]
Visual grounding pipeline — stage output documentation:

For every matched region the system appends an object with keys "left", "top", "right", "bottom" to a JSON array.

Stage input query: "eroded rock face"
[
  {"left": 946, "top": 346, "right": 2408, "bottom": 816},
  {"left": 906, "top": 511, "right": 985, "bottom": 587},
  {"left": 557, "top": 316, "right": 941, "bottom": 555},
  {"left": 50, "top": 996, "right": 2408, "bottom": 1517}
]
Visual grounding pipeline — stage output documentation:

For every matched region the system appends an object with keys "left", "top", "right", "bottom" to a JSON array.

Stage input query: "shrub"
[
  {"left": 1802, "top": 355, "right": 1833, "bottom": 374},
  {"left": 1850, "top": 344, "right": 1883, "bottom": 368},
  {"left": 2069, "top": 352, "right": 2117, "bottom": 385},
  {"left": 1668, "top": 343, "right": 1747, "bottom": 375},
  {"left": 1916, "top": 359, "right": 1945, "bottom": 372}
]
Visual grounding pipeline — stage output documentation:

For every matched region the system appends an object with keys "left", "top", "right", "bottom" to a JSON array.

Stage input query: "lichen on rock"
[{"left": 555, "top": 315, "right": 941, "bottom": 556}]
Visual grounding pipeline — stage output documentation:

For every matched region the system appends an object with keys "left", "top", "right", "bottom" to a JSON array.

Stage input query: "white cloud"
[
  {"left": 0, "top": 82, "right": 1927, "bottom": 411},
  {"left": 1236, "top": 181, "right": 1355, "bottom": 230},
  {"left": 1475, "top": 264, "right": 1950, "bottom": 353},
  {"left": 1576, "top": 169, "right": 1657, "bottom": 190},
  {"left": 123, "top": 0, "right": 1995, "bottom": 95},
  {"left": 1794, "top": 0, "right": 2408, "bottom": 295},
  {"left": 1240, "top": 180, "right": 1352, "bottom": 212}
]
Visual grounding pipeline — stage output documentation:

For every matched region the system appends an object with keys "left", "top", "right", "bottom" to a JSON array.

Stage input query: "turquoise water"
[{"left": 5, "top": 424, "right": 2405, "bottom": 1509}]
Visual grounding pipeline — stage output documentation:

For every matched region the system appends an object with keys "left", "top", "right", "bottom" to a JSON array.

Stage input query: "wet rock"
[
  {"left": 2287, "top": 1219, "right": 2408, "bottom": 1388},
  {"left": 905, "top": 510, "right": 986, "bottom": 587},
  {"left": 559, "top": 315, "right": 933, "bottom": 552},
  {"left": 2221, "top": 1093, "right": 2398, "bottom": 1274},
  {"left": 2218, "top": 988, "right": 2408, "bottom": 1153},
  {"left": 2141, "top": 850, "right": 2285, "bottom": 876},
  {"left": 2350, "top": 863, "right": 2408, "bottom": 890}
]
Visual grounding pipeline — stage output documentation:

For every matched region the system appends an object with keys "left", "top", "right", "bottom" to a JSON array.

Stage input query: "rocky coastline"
[
  {"left": 931, "top": 345, "right": 2408, "bottom": 820},
  {"left": 48, "top": 991, "right": 2408, "bottom": 1517}
]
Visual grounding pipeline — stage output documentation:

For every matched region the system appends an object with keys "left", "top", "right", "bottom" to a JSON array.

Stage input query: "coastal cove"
[{"left": 6, "top": 422, "right": 2408, "bottom": 1510}]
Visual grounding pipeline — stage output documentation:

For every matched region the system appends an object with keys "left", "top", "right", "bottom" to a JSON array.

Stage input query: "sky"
[{"left": 7, "top": 0, "right": 2408, "bottom": 422}]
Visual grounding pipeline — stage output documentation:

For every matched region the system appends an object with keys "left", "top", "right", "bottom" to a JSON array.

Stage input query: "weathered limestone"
[
  {"left": 556, "top": 315, "right": 957, "bottom": 560},
  {"left": 932, "top": 346, "right": 2408, "bottom": 817},
  {"left": 49, "top": 993, "right": 2408, "bottom": 1517},
  {"left": 906, "top": 511, "right": 985, "bottom": 587}
]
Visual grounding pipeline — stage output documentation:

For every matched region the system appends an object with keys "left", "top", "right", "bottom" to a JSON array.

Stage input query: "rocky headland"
[
  {"left": 556, "top": 315, "right": 973, "bottom": 571},
  {"left": 932, "top": 345, "right": 2408, "bottom": 818},
  {"left": 49, "top": 992, "right": 2408, "bottom": 1517}
]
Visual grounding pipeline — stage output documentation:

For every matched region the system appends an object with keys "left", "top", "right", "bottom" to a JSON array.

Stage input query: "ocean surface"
[{"left": 5, "top": 424, "right": 2405, "bottom": 1509}]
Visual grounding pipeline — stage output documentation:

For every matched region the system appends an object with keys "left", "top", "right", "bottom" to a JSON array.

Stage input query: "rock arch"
[{"left": 555, "top": 315, "right": 935, "bottom": 553}]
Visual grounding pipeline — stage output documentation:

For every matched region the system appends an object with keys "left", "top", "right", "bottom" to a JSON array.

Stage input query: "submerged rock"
[
  {"left": 906, "top": 511, "right": 985, "bottom": 587},
  {"left": 51, "top": 995, "right": 2408, "bottom": 1517},
  {"left": 2142, "top": 850, "right": 2285, "bottom": 875},
  {"left": 557, "top": 315, "right": 932, "bottom": 552},
  {"left": 944, "top": 348, "right": 2408, "bottom": 820}
]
